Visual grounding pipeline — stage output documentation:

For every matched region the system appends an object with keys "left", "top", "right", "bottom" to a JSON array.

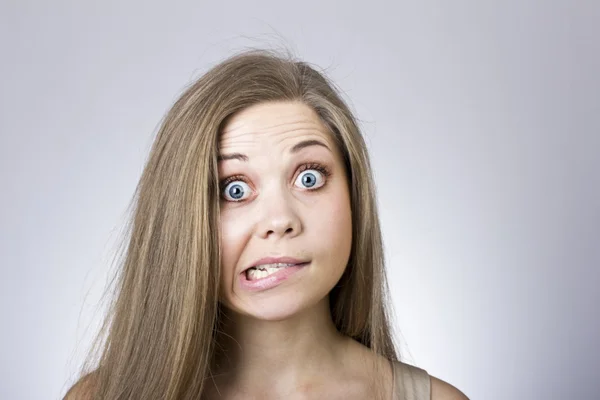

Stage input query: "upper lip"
[{"left": 244, "top": 256, "right": 310, "bottom": 272}]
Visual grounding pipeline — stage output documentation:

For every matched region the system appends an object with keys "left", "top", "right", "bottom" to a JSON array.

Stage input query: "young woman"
[{"left": 64, "top": 49, "right": 468, "bottom": 400}]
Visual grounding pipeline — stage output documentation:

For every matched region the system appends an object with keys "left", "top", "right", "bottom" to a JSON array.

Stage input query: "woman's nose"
[{"left": 254, "top": 191, "right": 302, "bottom": 240}]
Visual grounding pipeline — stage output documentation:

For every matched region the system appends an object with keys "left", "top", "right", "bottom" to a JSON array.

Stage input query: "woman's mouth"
[
  {"left": 246, "top": 262, "right": 302, "bottom": 281},
  {"left": 240, "top": 262, "right": 311, "bottom": 291}
]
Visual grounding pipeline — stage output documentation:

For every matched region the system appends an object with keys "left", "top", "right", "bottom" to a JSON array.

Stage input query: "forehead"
[{"left": 219, "top": 101, "right": 335, "bottom": 152}]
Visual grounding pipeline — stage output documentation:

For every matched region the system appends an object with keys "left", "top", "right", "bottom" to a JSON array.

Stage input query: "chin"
[{"left": 224, "top": 292, "right": 326, "bottom": 322}]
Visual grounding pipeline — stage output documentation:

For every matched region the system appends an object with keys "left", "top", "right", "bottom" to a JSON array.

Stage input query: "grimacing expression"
[{"left": 217, "top": 101, "right": 353, "bottom": 321}]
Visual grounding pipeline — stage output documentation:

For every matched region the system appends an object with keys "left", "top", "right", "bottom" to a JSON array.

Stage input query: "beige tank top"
[{"left": 390, "top": 360, "right": 431, "bottom": 400}]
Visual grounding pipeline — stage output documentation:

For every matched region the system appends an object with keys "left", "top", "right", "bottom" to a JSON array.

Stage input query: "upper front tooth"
[{"left": 256, "top": 262, "right": 295, "bottom": 269}]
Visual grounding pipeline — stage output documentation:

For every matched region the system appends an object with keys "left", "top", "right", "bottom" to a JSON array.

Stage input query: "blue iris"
[
  {"left": 228, "top": 184, "right": 244, "bottom": 200},
  {"left": 301, "top": 172, "right": 317, "bottom": 188}
]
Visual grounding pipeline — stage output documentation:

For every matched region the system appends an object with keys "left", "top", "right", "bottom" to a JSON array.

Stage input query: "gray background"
[{"left": 1, "top": 1, "right": 598, "bottom": 399}]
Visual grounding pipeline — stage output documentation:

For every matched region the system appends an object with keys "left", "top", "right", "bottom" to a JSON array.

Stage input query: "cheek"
[
  {"left": 312, "top": 189, "right": 353, "bottom": 256},
  {"left": 219, "top": 213, "right": 251, "bottom": 285}
]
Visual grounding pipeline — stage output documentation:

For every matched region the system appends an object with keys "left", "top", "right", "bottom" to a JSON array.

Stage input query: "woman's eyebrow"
[{"left": 217, "top": 139, "right": 330, "bottom": 163}]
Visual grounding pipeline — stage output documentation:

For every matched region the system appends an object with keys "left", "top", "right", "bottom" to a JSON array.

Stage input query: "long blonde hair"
[{"left": 69, "top": 48, "right": 400, "bottom": 399}]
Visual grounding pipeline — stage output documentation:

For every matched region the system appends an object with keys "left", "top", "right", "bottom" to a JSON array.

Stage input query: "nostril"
[{"left": 266, "top": 228, "right": 293, "bottom": 235}]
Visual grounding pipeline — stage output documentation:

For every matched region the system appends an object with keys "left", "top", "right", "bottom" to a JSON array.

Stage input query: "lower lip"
[{"left": 239, "top": 262, "right": 310, "bottom": 292}]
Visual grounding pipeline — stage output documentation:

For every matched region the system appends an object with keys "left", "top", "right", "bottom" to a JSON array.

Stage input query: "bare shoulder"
[
  {"left": 63, "top": 371, "right": 100, "bottom": 400},
  {"left": 430, "top": 374, "right": 469, "bottom": 400}
]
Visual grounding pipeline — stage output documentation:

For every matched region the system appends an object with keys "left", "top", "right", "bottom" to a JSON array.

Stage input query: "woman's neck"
[{"left": 210, "top": 296, "right": 354, "bottom": 395}]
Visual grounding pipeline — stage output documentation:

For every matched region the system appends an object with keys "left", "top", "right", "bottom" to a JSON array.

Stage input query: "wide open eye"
[
  {"left": 222, "top": 181, "right": 251, "bottom": 202},
  {"left": 294, "top": 169, "right": 326, "bottom": 189}
]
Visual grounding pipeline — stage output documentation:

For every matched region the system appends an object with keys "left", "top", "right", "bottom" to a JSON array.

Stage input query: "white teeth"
[
  {"left": 255, "top": 263, "right": 296, "bottom": 269},
  {"left": 246, "top": 263, "right": 297, "bottom": 281}
]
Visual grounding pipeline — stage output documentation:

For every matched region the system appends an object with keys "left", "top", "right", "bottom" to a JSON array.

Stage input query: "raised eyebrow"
[
  {"left": 217, "top": 139, "right": 330, "bottom": 162},
  {"left": 217, "top": 152, "right": 248, "bottom": 162},
  {"left": 290, "top": 139, "right": 331, "bottom": 154}
]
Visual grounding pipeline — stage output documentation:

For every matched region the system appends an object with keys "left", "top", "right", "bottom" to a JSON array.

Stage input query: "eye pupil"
[{"left": 302, "top": 173, "right": 316, "bottom": 187}]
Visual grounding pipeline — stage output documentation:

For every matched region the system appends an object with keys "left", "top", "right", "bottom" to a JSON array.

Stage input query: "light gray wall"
[{"left": 1, "top": 1, "right": 598, "bottom": 399}]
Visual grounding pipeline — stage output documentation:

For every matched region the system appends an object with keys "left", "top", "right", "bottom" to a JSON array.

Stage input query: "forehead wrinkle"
[
  {"left": 219, "top": 131, "right": 256, "bottom": 148},
  {"left": 218, "top": 127, "right": 261, "bottom": 151},
  {"left": 218, "top": 139, "right": 257, "bottom": 153},
  {"left": 273, "top": 128, "right": 331, "bottom": 150},
  {"left": 254, "top": 117, "right": 326, "bottom": 133},
  {"left": 220, "top": 120, "right": 333, "bottom": 152},
  {"left": 224, "top": 107, "right": 325, "bottom": 131}
]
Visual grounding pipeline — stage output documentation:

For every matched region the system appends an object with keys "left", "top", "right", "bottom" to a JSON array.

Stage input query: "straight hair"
[{"left": 67, "top": 48, "right": 402, "bottom": 400}]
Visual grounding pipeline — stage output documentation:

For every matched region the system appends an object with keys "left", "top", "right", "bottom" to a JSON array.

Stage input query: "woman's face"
[{"left": 218, "top": 101, "right": 352, "bottom": 321}]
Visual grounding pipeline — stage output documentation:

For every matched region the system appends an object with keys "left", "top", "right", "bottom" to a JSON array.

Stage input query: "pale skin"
[
  {"left": 206, "top": 101, "right": 469, "bottom": 400},
  {"left": 64, "top": 101, "right": 467, "bottom": 399}
]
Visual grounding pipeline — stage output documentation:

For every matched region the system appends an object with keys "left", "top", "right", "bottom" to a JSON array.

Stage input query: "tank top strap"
[{"left": 390, "top": 360, "right": 431, "bottom": 400}]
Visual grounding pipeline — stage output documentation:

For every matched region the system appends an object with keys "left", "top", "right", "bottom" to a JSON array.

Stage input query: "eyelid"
[
  {"left": 295, "top": 163, "right": 331, "bottom": 188},
  {"left": 220, "top": 174, "right": 248, "bottom": 189}
]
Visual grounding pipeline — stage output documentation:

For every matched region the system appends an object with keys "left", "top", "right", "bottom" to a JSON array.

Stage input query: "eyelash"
[{"left": 219, "top": 162, "right": 332, "bottom": 201}]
